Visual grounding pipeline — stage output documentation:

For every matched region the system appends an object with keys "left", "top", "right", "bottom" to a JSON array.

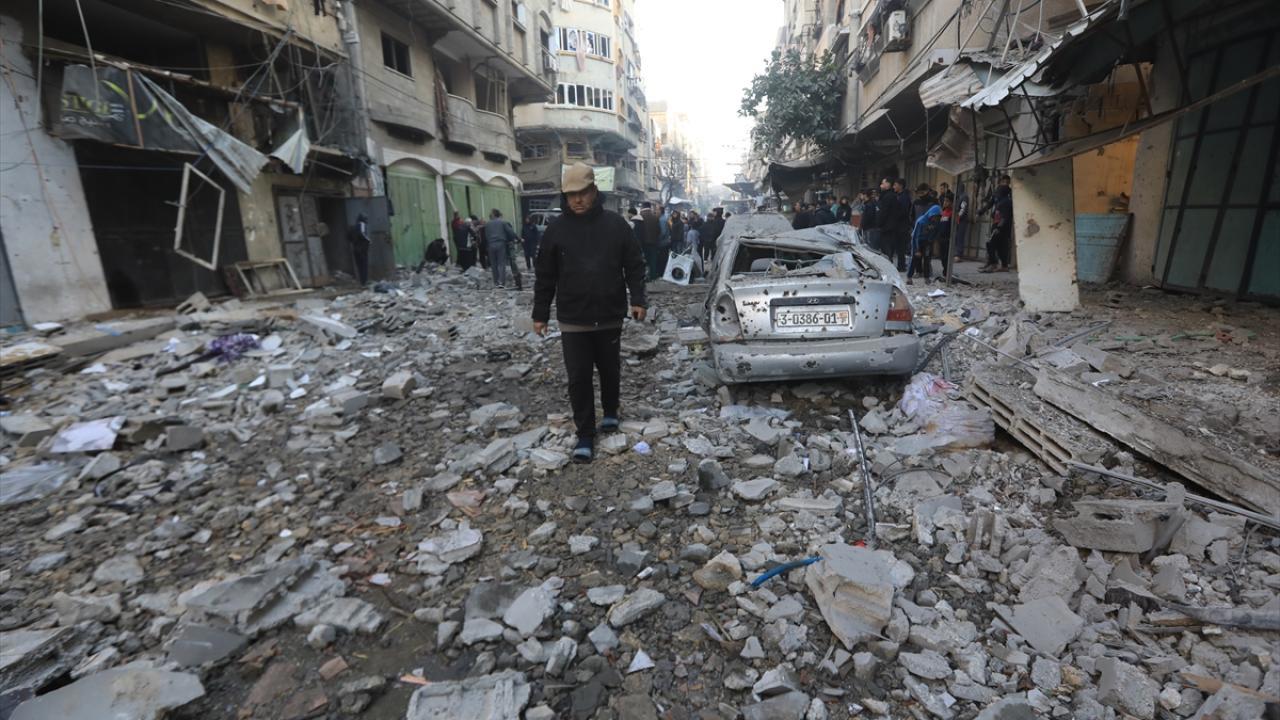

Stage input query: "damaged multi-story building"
[
  {"left": 512, "top": 0, "right": 656, "bottom": 215},
  {"left": 0, "top": 0, "right": 556, "bottom": 326},
  {"left": 761, "top": 0, "right": 1278, "bottom": 310}
]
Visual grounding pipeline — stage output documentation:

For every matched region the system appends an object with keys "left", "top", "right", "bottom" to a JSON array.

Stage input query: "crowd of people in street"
[
  {"left": 627, "top": 203, "right": 730, "bottom": 280},
  {"left": 788, "top": 175, "right": 1015, "bottom": 282}
]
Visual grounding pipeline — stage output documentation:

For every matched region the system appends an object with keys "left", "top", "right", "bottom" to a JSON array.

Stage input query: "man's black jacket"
[{"left": 533, "top": 192, "right": 647, "bottom": 326}]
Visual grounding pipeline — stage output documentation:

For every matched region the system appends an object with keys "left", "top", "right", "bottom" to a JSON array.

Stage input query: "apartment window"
[
  {"left": 522, "top": 144, "right": 549, "bottom": 158},
  {"left": 475, "top": 68, "right": 508, "bottom": 113},
  {"left": 554, "top": 83, "right": 614, "bottom": 110},
  {"left": 381, "top": 33, "right": 411, "bottom": 76},
  {"left": 512, "top": 0, "right": 528, "bottom": 27},
  {"left": 557, "top": 27, "right": 579, "bottom": 53},
  {"left": 565, "top": 141, "right": 589, "bottom": 158},
  {"left": 556, "top": 28, "right": 610, "bottom": 59}
]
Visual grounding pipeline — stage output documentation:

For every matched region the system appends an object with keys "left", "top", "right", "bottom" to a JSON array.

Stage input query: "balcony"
[
  {"left": 443, "top": 94, "right": 479, "bottom": 151},
  {"left": 476, "top": 108, "right": 520, "bottom": 161},
  {"left": 616, "top": 166, "right": 643, "bottom": 193}
]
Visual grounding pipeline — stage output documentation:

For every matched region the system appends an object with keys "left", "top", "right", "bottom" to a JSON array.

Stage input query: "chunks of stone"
[
  {"left": 1014, "top": 545, "right": 1085, "bottom": 602},
  {"left": 693, "top": 551, "right": 743, "bottom": 592},
  {"left": 469, "top": 402, "right": 522, "bottom": 432},
  {"left": 11, "top": 667, "right": 204, "bottom": 720},
  {"left": 382, "top": 370, "right": 416, "bottom": 399},
  {"left": 502, "top": 585, "right": 557, "bottom": 637},
  {"left": 293, "top": 597, "right": 386, "bottom": 634},
  {"left": 0, "top": 627, "right": 94, "bottom": 704},
  {"left": 472, "top": 438, "right": 516, "bottom": 475},
  {"left": 804, "top": 543, "right": 895, "bottom": 650},
  {"left": 741, "top": 691, "right": 811, "bottom": 720},
  {"left": 373, "top": 442, "right": 402, "bottom": 465},
  {"left": 587, "top": 585, "right": 626, "bottom": 606},
  {"left": 899, "top": 649, "right": 952, "bottom": 680},
  {"left": 165, "top": 624, "right": 247, "bottom": 667},
  {"left": 165, "top": 425, "right": 204, "bottom": 452},
  {"left": 416, "top": 522, "right": 483, "bottom": 574},
  {"left": 697, "top": 459, "right": 732, "bottom": 491},
  {"left": 732, "top": 477, "right": 778, "bottom": 502},
  {"left": 52, "top": 592, "right": 122, "bottom": 624},
  {"left": 994, "top": 596, "right": 1084, "bottom": 655},
  {"left": 0, "top": 415, "right": 54, "bottom": 446},
  {"left": 1054, "top": 499, "right": 1182, "bottom": 553},
  {"left": 608, "top": 588, "right": 666, "bottom": 627},
  {"left": 568, "top": 535, "right": 599, "bottom": 556},
  {"left": 1097, "top": 657, "right": 1158, "bottom": 719},
  {"left": 92, "top": 554, "right": 144, "bottom": 586},
  {"left": 405, "top": 671, "right": 529, "bottom": 720},
  {"left": 775, "top": 496, "right": 842, "bottom": 515}
]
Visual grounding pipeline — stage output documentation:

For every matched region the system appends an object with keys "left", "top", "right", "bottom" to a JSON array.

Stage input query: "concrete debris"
[
  {"left": 607, "top": 588, "right": 666, "bottom": 627},
  {"left": 10, "top": 666, "right": 204, "bottom": 720},
  {"left": 405, "top": 670, "right": 530, "bottom": 719},
  {"left": 805, "top": 543, "right": 895, "bottom": 650},
  {"left": 1, "top": 268, "right": 1275, "bottom": 720},
  {"left": 1054, "top": 498, "right": 1183, "bottom": 552},
  {"left": 164, "top": 624, "right": 247, "bottom": 667}
]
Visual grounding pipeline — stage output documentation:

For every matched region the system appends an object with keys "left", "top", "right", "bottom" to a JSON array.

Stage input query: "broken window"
[
  {"left": 382, "top": 33, "right": 411, "bottom": 77},
  {"left": 475, "top": 67, "right": 507, "bottom": 114},
  {"left": 172, "top": 163, "right": 224, "bottom": 271}
]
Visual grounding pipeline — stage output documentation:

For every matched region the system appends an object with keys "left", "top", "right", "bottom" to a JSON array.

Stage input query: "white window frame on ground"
[{"left": 173, "top": 163, "right": 223, "bottom": 271}]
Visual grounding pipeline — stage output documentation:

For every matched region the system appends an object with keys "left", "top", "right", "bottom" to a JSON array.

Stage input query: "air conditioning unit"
[
  {"left": 885, "top": 10, "right": 910, "bottom": 51},
  {"left": 542, "top": 51, "right": 559, "bottom": 73}
]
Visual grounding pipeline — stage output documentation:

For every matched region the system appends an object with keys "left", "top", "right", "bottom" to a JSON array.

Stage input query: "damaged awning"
[
  {"left": 1007, "top": 64, "right": 1280, "bottom": 169},
  {"left": 55, "top": 65, "right": 268, "bottom": 193},
  {"left": 960, "top": 6, "right": 1116, "bottom": 110}
]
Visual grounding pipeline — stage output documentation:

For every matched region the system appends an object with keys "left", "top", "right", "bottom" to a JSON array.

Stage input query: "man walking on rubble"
[
  {"left": 348, "top": 213, "right": 371, "bottom": 285},
  {"left": 533, "top": 163, "right": 648, "bottom": 464}
]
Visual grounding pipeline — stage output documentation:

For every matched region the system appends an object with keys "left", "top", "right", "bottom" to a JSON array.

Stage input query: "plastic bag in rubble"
[{"left": 894, "top": 373, "right": 994, "bottom": 453}]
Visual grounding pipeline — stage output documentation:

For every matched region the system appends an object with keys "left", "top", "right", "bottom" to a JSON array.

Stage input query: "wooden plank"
[
  {"left": 1179, "top": 672, "right": 1280, "bottom": 704},
  {"left": 1033, "top": 371, "right": 1280, "bottom": 516}
]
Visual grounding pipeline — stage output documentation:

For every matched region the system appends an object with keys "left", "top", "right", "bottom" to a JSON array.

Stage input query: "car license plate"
[{"left": 774, "top": 305, "right": 852, "bottom": 329}]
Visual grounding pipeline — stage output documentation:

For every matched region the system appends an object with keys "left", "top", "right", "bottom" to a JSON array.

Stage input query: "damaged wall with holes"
[{"left": 0, "top": 11, "right": 112, "bottom": 325}]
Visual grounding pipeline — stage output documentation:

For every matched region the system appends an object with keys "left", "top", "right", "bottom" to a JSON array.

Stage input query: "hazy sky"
[{"left": 634, "top": 0, "right": 780, "bottom": 187}]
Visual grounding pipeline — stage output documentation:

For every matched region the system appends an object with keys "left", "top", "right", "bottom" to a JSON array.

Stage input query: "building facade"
[
  {"left": 512, "top": 0, "right": 653, "bottom": 214},
  {"left": 761, "top": 0, "right": 1279, "bottom": 309},
  {"left": 1, "top": 0, "right": 363, "bottom": 323},
  {"left": 354, "top": 0, "right": 556, "bottom": 265}
]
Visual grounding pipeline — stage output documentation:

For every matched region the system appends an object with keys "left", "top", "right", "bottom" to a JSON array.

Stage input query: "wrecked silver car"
[{"left": 702, "top": 213, "right": 920, "bottom": 384}]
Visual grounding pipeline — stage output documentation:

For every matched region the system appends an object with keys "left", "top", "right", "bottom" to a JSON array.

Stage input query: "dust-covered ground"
[{"left": 1, "top": 262, "right": 1277, "bottom": 720}]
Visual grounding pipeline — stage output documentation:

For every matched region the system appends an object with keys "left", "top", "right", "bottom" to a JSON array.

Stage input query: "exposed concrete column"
[
  {"left": 0, "top": 11, "right": 112, "bottom": 323},
  {"left": 1010, "top": 159, "right": 1079, "bottom": 312}
]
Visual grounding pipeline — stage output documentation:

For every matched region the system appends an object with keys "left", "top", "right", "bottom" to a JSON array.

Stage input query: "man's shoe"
[
  {"left": 600, "top": 416, "right": 620, "bottom": 434},
  {"left": 572, "top": 437, "right": 594, "bottom": 464}
]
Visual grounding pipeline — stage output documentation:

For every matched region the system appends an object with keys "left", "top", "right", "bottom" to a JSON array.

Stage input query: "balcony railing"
[
  {"left": 444, "top": 94, "right": 479, "bottom": 150},
  {"left": 615, "top": 166, "right": 643, "bottom": 192},
  {"left": 476, "top": 108, "right": 519, "bottom": 161}
]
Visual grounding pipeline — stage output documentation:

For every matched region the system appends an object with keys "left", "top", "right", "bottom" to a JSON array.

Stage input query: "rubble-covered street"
[{"left": 1, "top": 264, "right": 1278, "bottom": 720}]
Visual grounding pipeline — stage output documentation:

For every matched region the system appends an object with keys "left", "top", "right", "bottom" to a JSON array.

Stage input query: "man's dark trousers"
[
  {"left": 562, "top": 329, "right": 622, "bottom": 439},
  {"left": 351, "top": 243, "right": 370, "bottom": 284}
]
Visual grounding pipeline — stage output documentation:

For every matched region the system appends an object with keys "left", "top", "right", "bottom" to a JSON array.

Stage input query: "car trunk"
[{"left": 725, "top": 274, "right": 896, "bottom": 340}]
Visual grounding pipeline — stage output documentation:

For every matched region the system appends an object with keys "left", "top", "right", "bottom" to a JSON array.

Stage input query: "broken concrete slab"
[
  {"left": 299, "top": 314, "right": 358, "bottom": 341},
  {"left": 0, "top": 627, "right": 94, "bottom": 710},
  {"left": 1014, "top": 545, "right": 1085, "bottom": 602},
  {"left": 293, "top": 597, "right": 386, "bottom": 634},
  {"left": 731, "top": 477, "right": 778, "bottom": 502},
  {"left": 804, "top": 543, "right": 895, "bottom": 650},
  {"left": 92, "top": 554, "right": 144, "bottom": 586},
  {"left": 608, "top": 588, "right": 666, "bottom": 627},
  {"left": 50, "top": 318, "right": 177, "bottom": 357},
  {"left": 1097, "top": 656, "right": 1157, "bottom": 719},
  {"left": 10, "top": 666, "right": 204, "bottom": 720},
  {"left": 52, "top": 592, "right": 121, "bottom": 624},
  {"left": 0, "top": 415, "right": 54, "bottom": 447},
  {"left": 502, "top": 584, "right": 557, "bottom": 638},
  {"left": 741, "top": 690, "right": 811, "bottom": 720},
  {"left": 1054, "top": 498, "right": 1182, "bottom": 553},
  {"left": 164, "top": 624, "right": 247, "bottom": 667},
  {"left": 995, "top": 596, "right": 1084, "bottom": 655}
]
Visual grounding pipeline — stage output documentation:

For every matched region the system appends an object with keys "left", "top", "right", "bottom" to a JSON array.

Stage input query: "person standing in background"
[
  {"left": 348, "top": 213, "right": 371, "bottom": 285},
  {"left": 483, "top": 208, "right": 518, "bottom": 289},
  {"left": 521, "top": 215, "right": 541, "bottom": 271}
]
